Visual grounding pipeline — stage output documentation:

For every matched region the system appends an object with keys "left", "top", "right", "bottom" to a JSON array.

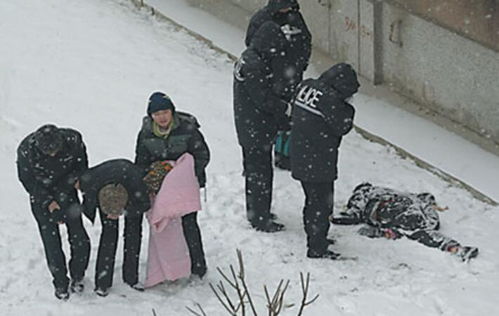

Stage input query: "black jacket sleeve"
[
  {"left": 134, "top": 129, "right": 153, "bottom": 175},
  {"left": 52, "top": 132, "right": 88, "bottom": 199},
  {"left": 187, "top": 129, "right": 210, "bottom": 188},
  {"left": 16, "top": 142, "right": 54, "bottom": 208},
  {"left": 241, "top": 57, "right": 290, "bottom": 129},
  {"left": 320, "top": 92, "right": 355, "bottom": 136}
]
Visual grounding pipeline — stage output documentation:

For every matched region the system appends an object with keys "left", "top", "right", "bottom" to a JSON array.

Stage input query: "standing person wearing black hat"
[
  {"left": 134, "top": 92, "right": 210, "bottom": 278},
  {"left": 290, "top": 63, "right": 360, "bottom": 259},
  {"left": 77, "top": 159, "right": 150, "bottom": 296},
  {"left": 16, "top": 124, "right": 91, "bottom": 300},
  {"left": 234, "top": 21, "right": 291, "bottom": 232},
  {"left": 245, "top": 0, "right": 312, "bottom": 171},
  {"left": 245, "top": 0, "right": 311, "bottom": 87}
]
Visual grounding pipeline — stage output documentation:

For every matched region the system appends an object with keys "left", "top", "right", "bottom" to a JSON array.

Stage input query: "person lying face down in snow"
[{"left": 331, "top": 183, "right": 479, "bottom": 261}]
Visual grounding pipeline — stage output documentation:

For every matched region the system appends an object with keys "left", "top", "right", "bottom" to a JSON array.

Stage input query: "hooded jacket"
[
  {"left": 79, "top": 159, "right": 151, "bottom": 223},
  {"left": 245, "top": 0, "right": 311, "bottom": 90},
  {"left": 290, "top": 63, "right": 360, "bottom": 182},
  {"left": 17, "top": 127, "right": 88, "bottom": 212},
  {"left": 234, "top": 21, "right": 291, "bottom": 149}
]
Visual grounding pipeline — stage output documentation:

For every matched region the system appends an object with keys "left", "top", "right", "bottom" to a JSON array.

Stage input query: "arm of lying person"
[
  {"left": 358, "top": 225, "right": 402, "bottom": 239},
  {"left": 357, "top": 225, "right": 384, "bottom": 238}
]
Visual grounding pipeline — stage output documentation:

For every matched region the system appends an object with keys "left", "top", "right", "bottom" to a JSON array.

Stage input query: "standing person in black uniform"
[
  {"left": 16, "top": 124, "right": 91, "bottom": 300},
  {"left": 78, "top": 159, "right": 150, "bottom": 296},
  {"left": 134, "top": 92, "right": 210, "bottom": 278},
  {"left": 332, "top": 183, "right": 479, "bottom": 262},
  {"left": 234, "top": 21, "right": 291, "bottom": 232},
  {"left": 245, "top": 0, "right": 311, "bottom": 88},
  {"left": 290, "top": 63, "right": 360, "bottom": 259},
  {"left": 245, "top": 0, "right": 312, "bottom": 170}
]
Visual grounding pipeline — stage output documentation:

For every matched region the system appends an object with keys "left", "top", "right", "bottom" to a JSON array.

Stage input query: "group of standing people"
[
  {"left": 17, "top": 92, "right": 209, "bottom": 300},
  {"left": 234, "top": 0, "right": 359, "bottom": 260},
  {"left": 16, "top": 0, "right": 478, "bottom": 302},
  {"left": 233, "top": 0, "right": 478, "bottom": 262}
]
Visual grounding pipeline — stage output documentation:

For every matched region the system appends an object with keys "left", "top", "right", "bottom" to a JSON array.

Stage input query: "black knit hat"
[
  {"left": 147, "top": 92, "right": 175, "bottom": 117},
  {"left": 34, "top": 124, "right": 64, "bottom": 156}
]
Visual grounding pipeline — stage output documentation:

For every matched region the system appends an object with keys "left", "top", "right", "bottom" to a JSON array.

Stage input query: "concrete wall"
[{"left": 183, "top": 0, "right": 499, "bottom": 151}]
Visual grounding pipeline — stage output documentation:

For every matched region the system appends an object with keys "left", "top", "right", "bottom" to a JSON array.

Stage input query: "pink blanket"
[{"left": 144, "top": 153, "right": 201, "bottom": 288}]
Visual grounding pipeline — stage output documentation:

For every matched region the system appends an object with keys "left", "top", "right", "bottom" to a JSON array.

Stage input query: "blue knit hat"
[{"left": 147, "top": 92, "right": 175, "bottom": 116}]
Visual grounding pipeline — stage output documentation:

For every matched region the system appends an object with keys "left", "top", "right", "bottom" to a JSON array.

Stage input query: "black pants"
[
  {"left": 182, "top": 212, "right": 206, "bottom": 276},
  {"left": 407, "top": 230, "right": 459, "bottom": 250},
  {"left": 300, "top": 181, "right": 335, "bottom": 255},
  {"left": 31, "top": 200, "right": 90, "bottom": 290},
  {"left": 95, "top": 211, "right": 143, "bottom": 290},
  {"left": 242, "top": 146, "right": 273, "bottom": 227}
]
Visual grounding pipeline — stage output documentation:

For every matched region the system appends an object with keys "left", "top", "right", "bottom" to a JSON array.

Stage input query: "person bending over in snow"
[
  {"left": 332, "top": 183, "right": 479, "bottom": 261},
  {"left": 17, "top": 124, "right": 90, "bottom": 300},
  {"left": 78, "top": 159, "right": 150, "bottom": 297}
]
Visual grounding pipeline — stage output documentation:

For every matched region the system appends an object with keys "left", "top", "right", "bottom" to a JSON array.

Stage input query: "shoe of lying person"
[
  {"left": 454, "top": 246, "right": 479, "bottom": 262},
  {"left": 70, "top": 278, "right": 84, "bottom": 293},
  {"left": 252, "top": 220, "right": 285, "bottom": 233},
  {"left": 54, "top": 287, "right": 70, "bottom": 301},
  {"left": 307, "top": 249, "right": 341, "bottom": 260},
  {"left": 94, "top": 287, "right": 109, "bottom": 297}
]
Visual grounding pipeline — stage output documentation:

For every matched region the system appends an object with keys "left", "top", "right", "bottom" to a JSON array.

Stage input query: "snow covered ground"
[{"left": 1, "top": 0, "right": 498, "bottom": 315}]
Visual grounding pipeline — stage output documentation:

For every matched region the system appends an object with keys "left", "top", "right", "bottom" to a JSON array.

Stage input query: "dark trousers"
[
  {"left": 300, "top": 181, "right": 335, "bottom": 255},
  {"left": 242, "top": 146, "right": 273, "bottom": 227},
  {"left": 31, "top": 201, "right": 90, "bottom": 290},
  {"left": 182, "top": 212, "right": 206, "bottom": 276},
  {"left": 95, "top": 211, "right": 143, "bottom": 290}
]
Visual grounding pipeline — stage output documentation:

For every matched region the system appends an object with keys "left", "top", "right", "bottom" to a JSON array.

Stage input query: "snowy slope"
[{"left": 1, "top": 0, "right": 498, "bottom": 315}]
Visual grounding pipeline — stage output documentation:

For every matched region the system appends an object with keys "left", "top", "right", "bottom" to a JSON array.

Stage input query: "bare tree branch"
[
  {"left": 186, "top": 303, "right": 207, "bottom": 316},
  {"left": 186, "top": 250, "right": 320, "bottom": 316},
  {"left": 236, "top": 250, "right": 258, "bottom": 316},
  {"left": 296, "top": 272, "right": 319, "bottom": 316}
]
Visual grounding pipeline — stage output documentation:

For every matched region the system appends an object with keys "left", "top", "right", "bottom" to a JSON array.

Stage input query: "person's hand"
[
  {"left": 48, "top": 201, "right": 61, "bottom": 213},
  {"left": 382, "top": 228, "right": 399, "bottom": 239},
  {"left": 106, "top": 214, "right": 120, "bottom": 220}
]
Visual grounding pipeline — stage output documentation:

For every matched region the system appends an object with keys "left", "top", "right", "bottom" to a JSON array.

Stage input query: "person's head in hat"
[
  {"left": 34, "top": 124, "right": 64, "bottom": 157},
  {"left": 147, "top": 92, "right": 176, "bottom": 130},
  {"left": 98, "top": 183, "right": 128, "bottom": 219}
]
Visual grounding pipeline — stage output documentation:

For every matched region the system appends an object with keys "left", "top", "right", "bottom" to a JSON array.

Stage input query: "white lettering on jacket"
[{"left": 294, "top": 85, "right": 324, "bottom": 116}]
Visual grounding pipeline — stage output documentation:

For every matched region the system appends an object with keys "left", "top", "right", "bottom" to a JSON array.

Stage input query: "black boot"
[
  {"left": 54, "top": 287, "right": 70, "bottom": 300},
  {"left": 252, "top": 220, "right": 285, "bottom": 233},
  {"left": 69, "top": 278, "right": 84, "bottom": 293},
  {"left": 307, "top": 249, "right": 341, "bottom": 260}
]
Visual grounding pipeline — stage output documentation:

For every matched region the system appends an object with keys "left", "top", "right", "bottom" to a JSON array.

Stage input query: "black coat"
[
  {"left": 245, "top": 0, "right": 312, "bottom": 89},
  {"left": 17, "top": 128, "right": 88, "bottom": 210},
  {"left": 234, "top": 21, "right": 290, "bottom": 149},
  {"left": 290, "top": 63, "right": 359, "bottom": 182},
  {"left": 79, "top": 159, "right": 151, "bottom": 223},
  {"left": 134, "top": 112, "right": 210, "bottom": 187}
]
